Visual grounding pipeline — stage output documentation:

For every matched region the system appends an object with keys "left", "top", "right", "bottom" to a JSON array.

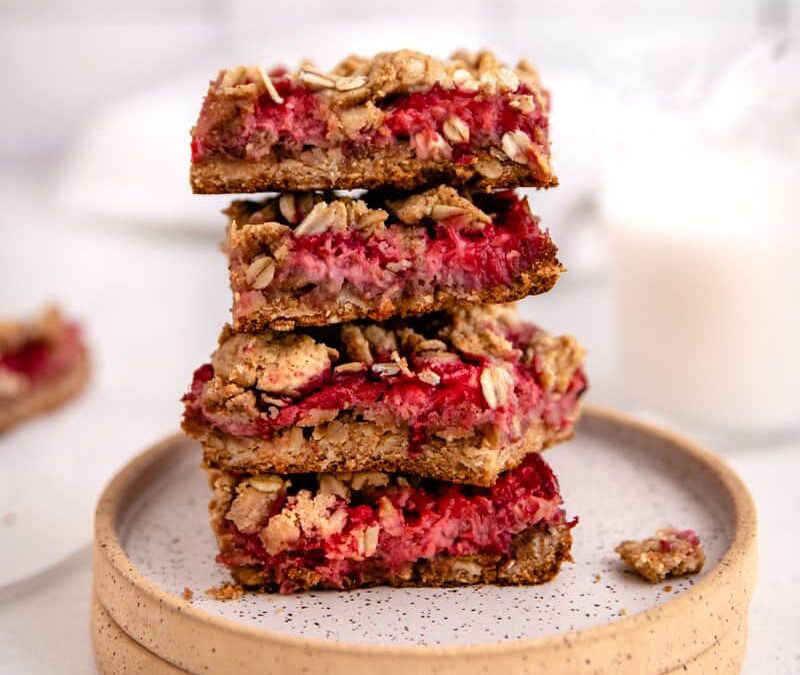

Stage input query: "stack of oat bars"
[{"left": 182, "top": 50, "right": 587, "bottom": 594}]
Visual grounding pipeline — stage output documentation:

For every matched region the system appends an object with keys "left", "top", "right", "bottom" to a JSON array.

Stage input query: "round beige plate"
[
  {"left": 93, "top": 406, "right": 757, "bottom": 675},
  {"left": 91, "top": 593, "right": 749, "bottom": 675}
]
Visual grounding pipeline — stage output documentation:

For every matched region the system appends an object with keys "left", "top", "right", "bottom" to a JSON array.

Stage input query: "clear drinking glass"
[{"left": 599, "top": 33, "right": 800, "bottom": 442}]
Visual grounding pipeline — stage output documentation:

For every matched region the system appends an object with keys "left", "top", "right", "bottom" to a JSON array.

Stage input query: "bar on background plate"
[
  {"left": 191, "top": 49, "right": 556, "bottom": 194},
  {"left": 0, "top": 306, "right": 89, "bottom": 433},
  {"left": 183, "top": 305, "right": 587, "bottom": 487},
  {"left": 227, "top": 187, "right": 562, "bottom": 331}
]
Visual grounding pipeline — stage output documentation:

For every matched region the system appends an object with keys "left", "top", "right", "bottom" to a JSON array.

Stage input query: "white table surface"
[{"left": 0, "top": 175, "right": 798, "bottom": 674}]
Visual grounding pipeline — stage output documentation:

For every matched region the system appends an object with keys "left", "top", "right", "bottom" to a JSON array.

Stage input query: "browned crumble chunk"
[
  {"left": 205, "top": 582, "right": 244, "bottom": 601},
  {"left": 615, "top": 528, "right": 705, "bottom": 583}
]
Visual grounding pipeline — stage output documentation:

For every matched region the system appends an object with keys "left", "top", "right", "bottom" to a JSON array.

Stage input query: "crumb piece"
[
  {"left": 615, "top": 527, "right": 705, "bottom": 583},
  {"left": 182, "top": 587, "right": 194, "bottom": 601},
  {"left": 663, "top": 585, "right": 673, "bottom": 593},
  {"left": 618, "top": 607, "right": 629, "bottom": 616},
  {"left": 592, "top": 572, "right": 602, "bottom": 584},
  {"left": 205, "top": 582, "right": 244, "bottom": 600}
]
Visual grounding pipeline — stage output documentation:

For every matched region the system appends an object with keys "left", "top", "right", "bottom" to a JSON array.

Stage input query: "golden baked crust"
[
  {"left": 191, "top": 147, "right": 553, "bottom": 193},
  {"left": 226, "top": 187, "right": 562, "bottom": 331},
  {"left": 191, "top": 49, "right": 556, "bottom": 193},
  {"left": 195, "top": 411, "right": 574, "bottom": 487}
]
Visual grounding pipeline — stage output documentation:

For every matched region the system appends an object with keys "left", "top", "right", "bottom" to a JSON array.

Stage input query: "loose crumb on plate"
[
  {"left": 592, "top": 572, "right": 602, "bottom": 584},
  {"left": 205, "top": 582, "right": 244, "bottom": 601},
  {"left": 615, "top": 527, "right": 705, "bottom": 583},
  {"left": 182, "top": 587, "right": 194, "bottom": 601}
]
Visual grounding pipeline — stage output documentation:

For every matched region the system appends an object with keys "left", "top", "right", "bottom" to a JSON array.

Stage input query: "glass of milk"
[{"left": 600, "top": 34, "right": 800, "bottom": 441}]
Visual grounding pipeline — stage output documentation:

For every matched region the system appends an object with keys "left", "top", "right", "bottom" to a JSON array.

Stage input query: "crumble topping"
[
  {"left": 480, "top": 365, "right": 514, "bottom": 410},
  {"left": 615, "top": 528, "right": 705, "bottom": 583},
  {"left": 218, "top": 49, "right": 544, "bottom": 105},
  {"left": 229, "top": 186, "right": 492, "bottom": 245},
  {"left": 387, "top": 186, "right": 490, "bottom": 230},
  {"left": 340, "top": 325, "right": 376, "bottom": 364},
  {"left": 529, "top": 333, "right": 587, "bottom": 394},
  {"left": 226, "top": 485, "right": 277, "bottom": 534},
  {"left": 213, "top": 304, "right": 559, "bottom": 387},
  {"left": 211, "top": 329, "right": 333, "bottom": 396},
  {"left": 441, "top": 304, "right": 521, "bottom": 359}
]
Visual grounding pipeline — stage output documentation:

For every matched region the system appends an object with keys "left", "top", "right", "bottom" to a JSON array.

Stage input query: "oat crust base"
[
  {"left": 192, "top": 146, "right": 558, "bottom": 194},
  {"left": 237, "top": 266, "right": 563, "bottom": 332},
  {"left": 191, "top": 408, "right": 578, "bottom": 487}
]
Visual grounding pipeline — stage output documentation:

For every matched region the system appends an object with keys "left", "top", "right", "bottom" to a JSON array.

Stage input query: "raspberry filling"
[
  {"left": 218, "top": 452, "right": 573, "bottom": 593},
  {"left": 381, "top": 84, "right": 546, "bottom": 162},
  {"left": 184, "top": 322, "right": 586, "bottom": 446},
  {"left": 660, "top": 529, "right": 701, "bottom": 552},
  {"left": 233, "top": 191, "right": 556, "bottom": 320},
  {"left": 192, "top": 78, "right": 547, "bottom": 162},
  {"left": 0, "top": 324, "right": 83, "bottom": 387}
]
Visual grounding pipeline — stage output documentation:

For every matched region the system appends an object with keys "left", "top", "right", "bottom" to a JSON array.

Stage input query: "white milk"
[{"left": 602, "top": 38, "right": 800, "bottom": 435}]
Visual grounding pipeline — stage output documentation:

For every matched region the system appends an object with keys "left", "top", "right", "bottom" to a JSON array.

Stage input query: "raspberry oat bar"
[
  {"left": 209, "top": 451, "right": 574, "bottom": 593},
  {"left": 191, "top": 49, "right": 556, "bottom": 194},
  {"left": 183, "top": 305, "right": 586, "bottom": 486},
  {"left": 228, "top": 187, "right": 561, "bottom": 331},
  {"left": 0, "top": 306, "right": 89, "bottom": 433}
]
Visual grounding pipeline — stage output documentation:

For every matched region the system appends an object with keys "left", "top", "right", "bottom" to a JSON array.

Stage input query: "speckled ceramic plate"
[
  {"left": 92, "top": 406, "right": 757, "bottom": 675},
  {"left": 90, "top": 594, "right": 750, "bottom": 675}
]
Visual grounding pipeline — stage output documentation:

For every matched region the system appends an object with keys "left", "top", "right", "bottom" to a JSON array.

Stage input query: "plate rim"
[
  {"left": 93, "top": 404, "right": 757, "bottom": 658},
  {"left": 90, "top": 589, "right": 749, "bottom": 675}
]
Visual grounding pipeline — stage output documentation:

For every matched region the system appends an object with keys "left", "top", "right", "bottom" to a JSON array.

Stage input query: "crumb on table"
[
  {"left": 205, "top": 582, "right": 244, "bottom": 601},
  {"left": 182, "top": 587, "right": 194, "bottom": 601},
  {"left": 615, "top": 527, "right": 705, "bottom": 583}
]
